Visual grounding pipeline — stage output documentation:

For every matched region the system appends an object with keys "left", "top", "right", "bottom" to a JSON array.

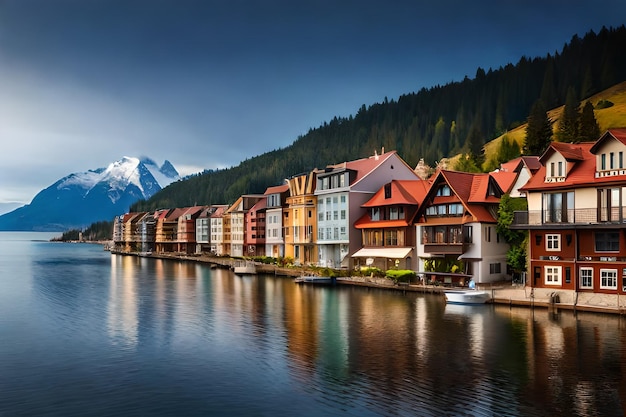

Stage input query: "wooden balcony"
[{"left": 422, "top": 243, "right": 466, "bottom": 255}]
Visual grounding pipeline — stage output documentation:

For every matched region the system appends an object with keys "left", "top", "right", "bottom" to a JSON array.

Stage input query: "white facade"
[
  {"left": 315, "top": 151, "right": 421, "bottom": 269},
  {"left": 265, "top": 207, "right": 284, "bottom": 258},
  {"left": 210, "top": 217, "right": 224, "bottom": 255}
]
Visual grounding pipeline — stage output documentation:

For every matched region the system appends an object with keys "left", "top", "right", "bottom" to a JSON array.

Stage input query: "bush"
[
  {"left": 386, "top": 270, "right": 416, "bottom": 283},
  {"left": 358, "top": 267, "right": 385, "bottom": 278}
]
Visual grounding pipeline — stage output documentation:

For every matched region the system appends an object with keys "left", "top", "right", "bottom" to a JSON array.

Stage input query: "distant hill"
[
  {"left": 131, "top": 25, "right": 626, "bottom": 212},
  {"left": 0, "top": 157, "right": 179, "bottom": 231},
  {"left": 483, "top": 80, "right": 626, "bottom": 169}
]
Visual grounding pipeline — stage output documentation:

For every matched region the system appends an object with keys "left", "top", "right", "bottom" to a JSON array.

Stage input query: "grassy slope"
[{"left": 482, "top": 81, "right": 626, "bottom": 169}]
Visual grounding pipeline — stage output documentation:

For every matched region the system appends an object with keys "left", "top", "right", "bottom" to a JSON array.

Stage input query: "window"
[
  {"left": 490, "top": 263, "right": 501, "bottom": 274},
  {"left": 595, "top": 231, "right": 619, "bottom": 252},
  {"left": 333, "top": 196, "right": 338, "bottom": 204},
  {"left": 545, "top": 266, "right": 562, "bottom": 285},
  {"left": 340, "top": 227, "right": 346, "bottom": 239},
  {"left": 340, "top": 210, "right": 346, "bottom": 220},
  {"left": 610, "top": 152, "right": 615, "bottom": 169},
  {"left": 463, "top": 226, "right": 473, "bottom": 244},
  {"left": 600, "top": 269, "right": 617, "bottom": 289},
  {"left": 333, "top": 228, "right": 339, "bottom": 240},
  {"left": 550, "top": 162, "right": 555, "bottom": 177},
  {"left": 340, "top": 195, "right": 346, "bottom": 203},
  {"left": 543, "top": 192, "right": 574, "bottom": 223},
  {"left": 580, "top": 268, "right": 593, "bottom": 289},
  {"left": 601, "top": 153, "right": 607, "bottom": 170},
  {"left": 318, "top": 212, "right": 324, "bottom": 221},
  {"left": 620, "top": 152, "right": 624, "bottom": 169},
  {"left": 326, "top": 212, "right": 331, "bottom": 221},
  {"left": 339, "top": 175, "right": 345, "bottom": 188},
  {"left": 436, "top": 185, "right": 451, "bottom": 196},
  {"left": 485, "top": 226, "right": 491, "bottom": 242},
  {"left": 558, "top": 161, "right": 563, "bottom": 177},
  {"left": 385, "top": 230, "right": 398, "bottom": 246},
  {"left": 426, "top": 206, "right": 437, "bottom": 216},
  {"left": 546, "top": 234, "right": 560, "bottom": 251},
  {"left": 318, "top": 228, "right": 323, "bottom": 240},
  {"left": 384, "top": 183, "right": 392, "bottom": 199},
  {"left": 371, "top": 208, "right": 380, "bottom": 221},
  {"left": 598, "top": 188, "right": 621, "bottom": 222}
]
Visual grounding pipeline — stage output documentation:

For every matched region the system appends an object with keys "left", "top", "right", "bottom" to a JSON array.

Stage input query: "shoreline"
[{"left": 109, "top": 249, "right": 626, "bottom": 316}]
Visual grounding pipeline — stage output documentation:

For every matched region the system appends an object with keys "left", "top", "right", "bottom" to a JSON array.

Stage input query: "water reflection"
[{"left": 16, "top": 243, "right": 626, "bottom": 416}]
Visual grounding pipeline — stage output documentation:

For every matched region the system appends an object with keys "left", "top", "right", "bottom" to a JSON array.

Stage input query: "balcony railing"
[{"left": 513, "top": 208, "right": 626, "bottom": 226}]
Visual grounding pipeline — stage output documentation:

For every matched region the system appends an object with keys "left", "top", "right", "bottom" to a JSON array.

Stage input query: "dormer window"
[{"left": 384, "top": 183, "right": 392, "bottom": 199}]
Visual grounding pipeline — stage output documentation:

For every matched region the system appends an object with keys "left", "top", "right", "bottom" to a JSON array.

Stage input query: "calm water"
[{"left": 1, "top": 232, "right": 625, "bottom": 417}]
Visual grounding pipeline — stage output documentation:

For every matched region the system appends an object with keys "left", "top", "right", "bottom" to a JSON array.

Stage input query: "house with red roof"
[
  {"left": 415, "top": 170, "right": 509, "bottom": 285},
  {"left": 512, "top": 129, "right": 626, "bottom": 301},
  {"left": 491, "top": 156, "right": 541, "bottom": 197},
  {"left": 176, "top": 206, "right": 206, "bottom": 253},
  {"left": 246, "top": 197, "right": 267, "bottom": 257},
  {"left": 353, "top": 179, "right": 429, "bottom": 271},
  {"left": 314, "top": 149, "right": 422, "bottom": 269}
]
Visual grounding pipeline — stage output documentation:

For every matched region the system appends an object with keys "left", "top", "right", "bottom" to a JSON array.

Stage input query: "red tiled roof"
[
  {"left": 362, "top": 179, "right": 428, "bottom": 207},
  {"left": 425, "top": 170, "right": 499, "bottom": 223},
  {"left": 539, "top": 141, "right": 589, "bottom": 164},
  {"left": 519, "top": 141, "right": 626, "bottom": 191},
  {"left": 264, "top": 184, "right": 289, "bottom": 195},
  {"left": 354, "top": 215, "right": 411, "bottom": 229},
  {"left": 490, "top": 171, "right": 517, "bottom": 194},
  {"left": 250, "top": 197, "right": 267, "bottom": 211}
]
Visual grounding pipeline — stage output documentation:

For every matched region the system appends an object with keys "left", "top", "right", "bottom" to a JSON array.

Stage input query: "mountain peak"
[{"left": 0, "top": 156, "right": 181, "bottom": 231}]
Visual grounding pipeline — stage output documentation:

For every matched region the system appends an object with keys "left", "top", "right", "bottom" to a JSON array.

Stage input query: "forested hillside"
[{"left": 132, "top": 25, "right": 626, "bottom": 212}]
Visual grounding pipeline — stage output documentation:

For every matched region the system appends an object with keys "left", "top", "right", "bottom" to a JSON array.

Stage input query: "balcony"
[
  {"left": 422, "top": 243, "right": 467, "bottom": 255},
  {"left": 512, "top": 208, "right": 626, "bottom": 228}
]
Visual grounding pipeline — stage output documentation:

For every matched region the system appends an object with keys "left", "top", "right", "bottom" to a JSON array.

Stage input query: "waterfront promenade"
[{"left": 111, "top": 250, "right": 626, "bottom": 315}]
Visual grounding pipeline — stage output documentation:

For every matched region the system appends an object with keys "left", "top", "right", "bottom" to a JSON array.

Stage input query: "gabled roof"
[
  {"left": 361, "top": 179, "right": 428, "bottom": 208},
  {"left": 321, "top": 150, "right": 415, "bottom": 186},
  {"left": 589, "top": 128, "right": 626, "bottom": 153},
  {"left": 539, "top": 141, "right": 589, "bottom": 164},
  {"left": 489, "top": 171, "right": 517, "bottom": 195},
  {"left": 521, "top": 142, "right": 600, "bottom": 192},
  {"left": 499, "top": 156, "right": 541, "bottom": 173},
  {"left": 468, "top": 174, "right": 502, "bottom": 204},
  {"left": 422, "top": 170, "right": 500, "bottom": 223}
]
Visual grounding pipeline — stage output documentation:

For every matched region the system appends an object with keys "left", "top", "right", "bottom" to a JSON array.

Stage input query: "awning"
[{"left": 352, "top": 247, "right": 412, "bottom": 259}]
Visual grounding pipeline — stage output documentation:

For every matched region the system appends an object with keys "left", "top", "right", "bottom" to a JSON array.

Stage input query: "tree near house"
[
  {"left": 523, "top": 99, "right": 553, "bottom": 156},
  {"left": 556, "top": 87, "right": 580, "bottom": 143},
  {"left": 578, "top": 101, "right": 600, "bottom": 142},
  {"left": 496, "top": 194, "right": 528, "bottom": 277}
]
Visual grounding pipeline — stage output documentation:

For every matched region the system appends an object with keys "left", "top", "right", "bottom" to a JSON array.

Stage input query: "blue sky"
[{"left": 1, "top": 0, "right": 625, "bottom": 210}]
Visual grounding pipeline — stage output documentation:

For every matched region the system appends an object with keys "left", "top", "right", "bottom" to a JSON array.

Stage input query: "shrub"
[
  {"left": 358, "top": 267, "right": 385, "bottom": 278},
  {"left": 386, "top": 269, "right": 416, "bottom": 283}
]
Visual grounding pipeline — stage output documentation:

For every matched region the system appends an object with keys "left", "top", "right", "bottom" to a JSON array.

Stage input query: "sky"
[{"left": 1, "top": 0, "right": 625, "bottom": 211}]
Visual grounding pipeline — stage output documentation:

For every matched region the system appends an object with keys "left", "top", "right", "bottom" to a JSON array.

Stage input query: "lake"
[{"left": 1, "top": 232, "right": 624, "bottom": 416}]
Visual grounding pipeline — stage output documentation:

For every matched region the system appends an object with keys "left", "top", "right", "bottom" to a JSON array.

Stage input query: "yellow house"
[{"left": 285, "top": 171, "right": 317, "bottom": 265}]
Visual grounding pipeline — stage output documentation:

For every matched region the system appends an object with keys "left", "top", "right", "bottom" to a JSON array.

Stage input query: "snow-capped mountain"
[{"left": 0, "top": 157, "right": 179, "bottom": 232}]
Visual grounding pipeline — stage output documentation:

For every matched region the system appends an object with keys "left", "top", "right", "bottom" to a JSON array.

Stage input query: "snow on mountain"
[
  {"left": 56, "top": 156, "right": 180, "bottom": 204},
  {"left": 0, "top": 156, "right": 181, "bottom": 231}
]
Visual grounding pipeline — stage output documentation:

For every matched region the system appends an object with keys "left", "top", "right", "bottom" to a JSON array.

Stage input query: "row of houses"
[{"left": 113, "top": 128, "right": 626, "bottom": 295}]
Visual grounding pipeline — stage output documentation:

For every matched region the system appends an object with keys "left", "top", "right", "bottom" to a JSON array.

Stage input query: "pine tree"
[
  {"left": 557, "top": 87, "right": 580, "bottom": 142},
  {"left": 578, "top": 101, "right": 601, "bottom": 142},
  {"left": 523, "top": 99, "right": 553, "bottom": 156}
]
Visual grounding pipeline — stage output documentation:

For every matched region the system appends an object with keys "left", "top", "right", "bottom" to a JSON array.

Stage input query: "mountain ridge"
[{"left": 0, "top": 157, "right": 179, "bottom": 231}]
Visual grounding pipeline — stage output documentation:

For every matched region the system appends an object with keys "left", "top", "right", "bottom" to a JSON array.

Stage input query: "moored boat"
[
  {"left": 444, "top": 289, "right": 491, "bottom": 305},
  {"left": 233, "top": 260, "right": 257, "bottom": 275},
  {"left": 294, "top": 276, "right": 336, "bottom": 285}
]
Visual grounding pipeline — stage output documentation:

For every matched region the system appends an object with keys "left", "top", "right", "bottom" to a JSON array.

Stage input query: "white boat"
[
  {"left": 233, "top": 260, "right": 256, "bottom": 275},
  {"left": 444, "top": 289, "right": 491, "bottom": 305},
  {"left": 294, "top": 276, "right": 336, "bottom": 285}
]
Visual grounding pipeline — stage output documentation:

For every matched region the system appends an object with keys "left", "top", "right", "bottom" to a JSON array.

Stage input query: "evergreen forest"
[{"left": 131, "top": 26, "right": 626, "bottom": 212}]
